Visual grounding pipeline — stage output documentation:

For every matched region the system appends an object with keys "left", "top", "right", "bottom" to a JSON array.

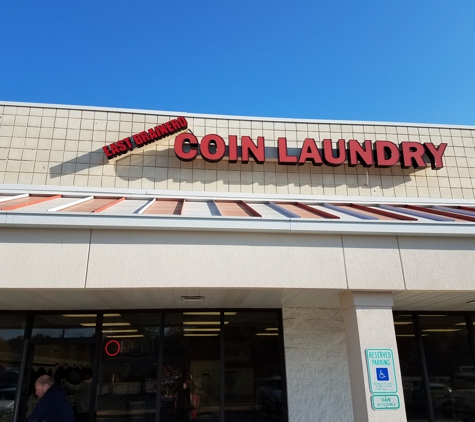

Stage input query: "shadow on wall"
[
  {"left": 49, "top": 150, "right": 106, "bottom": 177},
  {"left": 49, "top": 146, "right": 425, "bottom": 192}
]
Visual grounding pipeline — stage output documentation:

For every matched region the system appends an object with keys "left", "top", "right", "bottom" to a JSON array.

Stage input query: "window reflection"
[
  {"left": 0, "top": 314, "right": 26, "bottom": 422},
  {"left": 32, "top": 314, "right": 98, "bottom": 339},
  {"left": 419, "top": 314, "right": 475, "bottom": 421},
  {"left": 96, "top": 313, "right": 160, "bottom": 422},
  {"left": 224, "top": 312, "right": 283, "bottom": 422},
  {"left": 0, "top": 310, "right": 286, "bottom": 422},
  {"left": 25, "top": 343, "right": 94, "bottom": 420},
  {"left": 161, "top": 312, "right": 221, "bottom": 422},
  {"left": 394, "top": 314, "right": 429, "bottom": 421}
]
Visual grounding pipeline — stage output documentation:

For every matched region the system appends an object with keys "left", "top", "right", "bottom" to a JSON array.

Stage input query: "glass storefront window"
[
  {"left": 224, "top": 312, "right": 283, "bottom": 422},
  {"left": 419, "top": 314, "right": 475, "bottom": 421},
  {"left": 25, "top": 343, "right": 95, "bottom": 420},
  {"left": 96, "top": 313, "right": 161, "bottom": 422},
  {"left": 0, "top": 314, "right": 26, "bottom": 422},
  {"left": 395, "top": 313, "right": 475, "bottom": 422},
  {"left": 0, "top": 310, "right": 287, "bottom": 422},
  {"left": 32, "top": 314, "right": 98, "bottom": 339},
  {"left": 394, "top": 314, "right": 429, "bottom": 421},
  {"left": 162, "top": 312, "right": 221, "bottom": 422}
]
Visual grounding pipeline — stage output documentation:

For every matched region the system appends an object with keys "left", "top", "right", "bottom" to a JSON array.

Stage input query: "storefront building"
[{"left": 1, "top": 101, "right": 475, "bottom": 422}]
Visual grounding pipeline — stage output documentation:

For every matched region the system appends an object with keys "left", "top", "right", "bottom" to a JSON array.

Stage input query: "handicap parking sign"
[
  {"left": 376, "top": 367, "right": 389, "bottom": 381},
  {"left": 365, "top": 349, "right": 397, "bottom": 394}
]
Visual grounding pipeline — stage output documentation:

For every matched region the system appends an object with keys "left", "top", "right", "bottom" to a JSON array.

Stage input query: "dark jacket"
[{"left": 27, "top": 384, "right": 74, "bottom": 422}]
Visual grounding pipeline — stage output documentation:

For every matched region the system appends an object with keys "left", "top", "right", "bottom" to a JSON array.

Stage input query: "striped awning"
[{"left": 1, "top": 189, "right": 475, "bottom": 236}]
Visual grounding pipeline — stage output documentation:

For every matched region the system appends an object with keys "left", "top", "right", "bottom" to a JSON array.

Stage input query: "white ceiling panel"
[
  {"left": 207, "top": 289, "right": 228, "bottom": 308},
  {"left": 240, "top": 289, "right": 271, "bottom": 308},
  {"left": 393, "top": 291, "right": 475, "bottom": 311},
  {"left": 129, "top": 289, "right": 156, "bottom": 308},
  {"left": 158, "top": 289, "right": 177, "bottom": 308}
]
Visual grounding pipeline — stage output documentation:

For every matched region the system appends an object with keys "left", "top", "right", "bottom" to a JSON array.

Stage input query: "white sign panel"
[
  {"left": 371, "top": 395, "right": 400, "bottom": 410},
  {"left": 365, "top": 348, "right": 398, "bottom": 394}
]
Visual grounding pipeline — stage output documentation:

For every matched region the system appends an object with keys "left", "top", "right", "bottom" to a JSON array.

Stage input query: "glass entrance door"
[
  {"left": 19, "top": 342, "right": 95, "bottom": 422},
  {"left": 95, "top": 312, "right": 161, "bottom": 422}
]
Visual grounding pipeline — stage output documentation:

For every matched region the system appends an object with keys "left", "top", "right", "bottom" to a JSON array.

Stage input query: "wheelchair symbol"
[{"left": 376, "top": 368, "right": 389, "bottom": 381}]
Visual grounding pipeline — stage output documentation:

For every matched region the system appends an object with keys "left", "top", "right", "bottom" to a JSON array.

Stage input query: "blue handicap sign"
[{"left": 376, "top": 367, "right": 389, "bottom": 381}]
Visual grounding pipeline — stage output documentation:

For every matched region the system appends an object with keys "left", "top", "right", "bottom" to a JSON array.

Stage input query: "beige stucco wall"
[
  {"left": 283, "top": 307, "right": 353, "bottom": 422},
  {"left": 0, "top": 227, "right": 90, "bottom": 289},
  {"left": 340, "top": 292, "right": 406, "bottom": 422},
  {"left": 1, "top": 227, "right": 474, "bottom": 293},
  {"left": 85, "top": 230, "right": 347, "bottom": 290},
  {"left": 1, "top": 102, "right": 475, "bottom": 199}
]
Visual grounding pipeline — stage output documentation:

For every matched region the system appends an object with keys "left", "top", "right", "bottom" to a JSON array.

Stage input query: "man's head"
[{"left": 35, "top": 375, "right": 54, "bottom": 399}]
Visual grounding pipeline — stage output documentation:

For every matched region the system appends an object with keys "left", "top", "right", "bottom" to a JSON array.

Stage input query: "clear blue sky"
[{"left": 1, "top": 1, "right": 474, "bottom": 125}]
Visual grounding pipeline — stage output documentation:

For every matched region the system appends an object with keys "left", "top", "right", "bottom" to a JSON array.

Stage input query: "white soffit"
[{"left": 1, "top": 288, "right": 475, "bottom": 312}]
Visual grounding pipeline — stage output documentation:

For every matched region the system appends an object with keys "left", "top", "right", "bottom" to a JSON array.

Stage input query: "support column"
[{"left": 340, "top": 291, "right": 406, "bottom": 422}]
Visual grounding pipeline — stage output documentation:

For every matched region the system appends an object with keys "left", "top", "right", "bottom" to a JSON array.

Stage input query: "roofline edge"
[{"left": 1, "top": 100, "right": 475, "bottom": 130}]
